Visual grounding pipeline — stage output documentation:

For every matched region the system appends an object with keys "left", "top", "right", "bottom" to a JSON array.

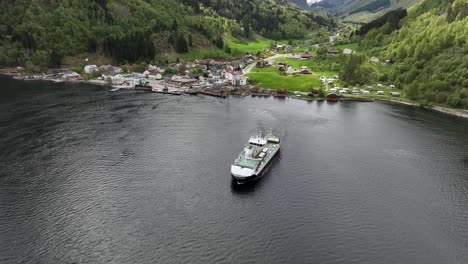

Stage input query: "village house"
[
  {"left": 147, "top": 70, "right": 162, "bottom": 80},
  {"left": 343, "top": 49, "right": 354, "bottom": 55},
  {"left": 207, "top": 78, "right": 226, "bottom": 89},
  {"left": 300, "top": 66, "right": 311, "bottom": 74},
  {"left": 148, "top": 64, "right": 165, "bottom": 73},
  {"left": 98, "top": 65, "right": 122, "bottom": 74},
  {"left": 170, "top": 75, "right": 198, "bottom": 86},
  {"left": 133, "top": 68, "right": 150, "bottom": 78},
  {"left": 61, "top": 70, "right": 80, "bottom": 80},
  {"left": 224, "top": 70, "right": 244, "bottom": 82},
  {"left": 277, "top": 62, "right": 287, "bottom": 71},
  {"left": 326, "top": 93, "right": 340, "bottom": 102},
  {"left": 301, "top": 54, "right": 313, "bottom": 60},
  {"left": 327, "top": 50, "right": 340, "bottom": 55},
  {"left": 101, "top": 72, "right": 123, "bottom": 84},
  {"left": 232, "top": 74, "right": 248, "bottom": 87},
  {"left": 286, "top": 66, "right": 295, "bottom": 75},
  {"left": 371, "top": 57, "right": 380, "bottom": 63},
  {"left": 271, "top": 44, "right": 292, "bottom": 52},
  {"left": 208, "top": 72, "right": 221, "bottom": 80},
  {"left": 84, "top": 65, "right": 98, "bottom": 74}
]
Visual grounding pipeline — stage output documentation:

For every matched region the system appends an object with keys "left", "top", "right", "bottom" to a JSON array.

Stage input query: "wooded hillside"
[
  {"left": 0, "top": 0, "right": 335, "bottom": 69},
  {"left": 356, "top": 0, "right": 468, "bottom": 108}
]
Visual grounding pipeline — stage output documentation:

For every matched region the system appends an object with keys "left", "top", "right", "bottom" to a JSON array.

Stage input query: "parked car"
[
  {"left": 377, "top": 91, "right": 385, "bottom": 95},
  {"left": 362, "top": 90, "right": 371, "bottom": 95},
  {"left": 390, "top": 92, "right": 400, "bottom": 97}
]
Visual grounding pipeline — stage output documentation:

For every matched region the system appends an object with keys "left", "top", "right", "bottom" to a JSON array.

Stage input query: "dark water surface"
[{"left": 1, "top": 76, "right": 467, "bottom": 264}]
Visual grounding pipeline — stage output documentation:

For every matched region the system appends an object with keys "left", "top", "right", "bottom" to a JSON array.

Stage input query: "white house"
[
  {"left": 61, "top": 70, "right": 80, "bottom": 80},
  {"left": 102, "top": 72, "right": 123, "bottom": 84},
  {"left": 286, "top": 66, "right": 295, "bottom": 75},
  {"left": 133, "top": 69, "right": 150, "bottom": 78},
  {"left": 343, "top": 49, "right": 354, "bottom": 55},
  {"left": 232, "top": 75, "right": 248, "bottom": 86},
  {"left": 84, "top": 65, "right": 98, "bottom": 73},
  {"left": 148, "top": 70, "right": 162, "bottom": 80},
  {"left": 224, "top": 70, "right": 244, "bottom": 82}
]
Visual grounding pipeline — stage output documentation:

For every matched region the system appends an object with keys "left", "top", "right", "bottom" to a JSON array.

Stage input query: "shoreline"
[
  {"left": 375, "top": 99, "right": 468, "bottom": 119},
  {"left": 2, "top": 73, "right": 467, "bottom": 120}
]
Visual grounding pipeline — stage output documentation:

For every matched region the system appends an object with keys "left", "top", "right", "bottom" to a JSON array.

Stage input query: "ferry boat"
[{"left": 231, "top": 130, "right": 280, "bottom": 183}]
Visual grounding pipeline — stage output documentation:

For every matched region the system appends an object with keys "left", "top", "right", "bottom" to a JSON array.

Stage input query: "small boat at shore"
[{"left": 109, "top": 88, "right": 120, "bottom": 92}]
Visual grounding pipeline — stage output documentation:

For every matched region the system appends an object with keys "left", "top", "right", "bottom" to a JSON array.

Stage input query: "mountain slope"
[
  {"left": 357, "top": 0, "right": 468, "bottom": 108},
  {"left": 288, "top": 0, "right": 310, "bottom": 8},
  {"left": 311, "top": 0, "right": 420, "bottom": 23},
  {"left": 0, "top": 0, "right": 336, "bottom": 69}
]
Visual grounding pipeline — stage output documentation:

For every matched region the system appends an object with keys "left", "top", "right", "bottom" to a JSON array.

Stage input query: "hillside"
[
  {"left": 0, "top": 0, "right": 336, "bottom": 70},
  {"left": 288, "top": 0, "right": 310, "bottom": 8},
  {"left": 311, "top": 0, "right": 420, "bottom": 23},
  {"left": 355, "top": 0, "right": 468, "bottom": 108}
]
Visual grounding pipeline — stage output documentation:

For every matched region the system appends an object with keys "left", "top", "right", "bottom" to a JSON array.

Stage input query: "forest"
[
  {"left": 0, "top": 0, "right": 335, "bottom": 70},
  {"left": 352, "top": 0, "right": 468, "bottom": 108}
]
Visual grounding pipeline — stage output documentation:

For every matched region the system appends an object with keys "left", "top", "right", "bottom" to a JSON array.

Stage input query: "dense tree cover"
[
  {"left": 355, "top": 0, "right": 468, "bottom": 108},
  {"left": 339, "top": 54, "right": 377, "bottom": 86},
  {"left": 355, "top": 8, "right": 407, "bottom": 36},
  {"left": 0, "top": 0, "right": 335, "bottom": 69}
]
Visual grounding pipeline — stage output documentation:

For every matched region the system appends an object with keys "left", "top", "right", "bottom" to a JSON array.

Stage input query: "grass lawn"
[
  {"left": 227, "top": 38, "right": 288, "bottom": 53},
  {"left": 246, "top": 67, "right": 322, "bottom": 92},
  {"left": 331, "top": 43, "right": 359, "bottom": 51},
  {"left": 272, "top": 58, "right": 339, "bottom": 77}
]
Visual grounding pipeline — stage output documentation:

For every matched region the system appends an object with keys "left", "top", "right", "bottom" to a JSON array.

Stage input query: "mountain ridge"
[{"left": 311, "top": 0, "right": 420, "bottom": 23}]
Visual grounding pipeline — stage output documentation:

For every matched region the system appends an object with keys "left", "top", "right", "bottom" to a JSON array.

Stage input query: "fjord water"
[{"left": 1, "top": 77, "right": 467, "bottom": 264}]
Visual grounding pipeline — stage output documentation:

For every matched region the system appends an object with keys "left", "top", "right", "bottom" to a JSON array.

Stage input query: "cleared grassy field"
[
  {"left": 227, "top": 39, "right": 288, "bottom": 53},
  {"left": 331, "top": 43, "right": 359, "bottom": 50},
  {"left": 272, "top": 58, "right": 339, "bottom": 76},
  {"left": 246, "top": 67, "right": 322, "bottom": 92}
]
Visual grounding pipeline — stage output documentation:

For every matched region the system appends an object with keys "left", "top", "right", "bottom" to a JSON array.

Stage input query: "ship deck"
[
  {"left": 234, "top": 142, "right": 279, "bottom": 169},
  {"left": 235, "top": 155, "right": 260, "bottom": 169}
]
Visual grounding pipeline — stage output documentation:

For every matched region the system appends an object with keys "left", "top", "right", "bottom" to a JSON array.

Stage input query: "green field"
[
  {"left": 330, "top": 43, "right": 359, "bottom": 51},
  {"left": 272, "top": 58, "right": 339, "bottom": 76},
  {"left": 246, "top": 67, "right": 322, "bottom": 92},
  {"left": 227, "top": 38, "right": 288, "bottom": 53}
]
